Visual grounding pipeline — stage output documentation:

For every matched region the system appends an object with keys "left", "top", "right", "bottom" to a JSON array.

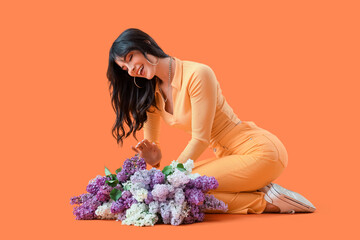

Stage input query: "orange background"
[{"left": 1, "top": 0, "right": 359, "bottom": 239}]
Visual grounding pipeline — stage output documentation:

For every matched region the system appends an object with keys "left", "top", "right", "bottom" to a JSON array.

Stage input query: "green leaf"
[
  {"left": 105, "top": 166, "right": 112, "bottom": 176},
  {"left": 115, "top": 167, "right": 122, "bottom": 174},
  {"left": 177, "top": 167, "right": 187, "bottom": 172},
  {"left": 106, "top": 179, "right": 119, "bottom": 187},
  {"left": 177, "top": 163, "right": 184, "bottom": 168},
  {"left": 176, "top": 163, "right": 187, "bottom": 172},
  {"left": 110, "top": 174, "right": 117, "bottom": 180},
  {"left": 110, "top": 188, "right": 122, "bottom": 201},
  {"left": 162, "top": 166, "right": 174, "bottom": 176}
]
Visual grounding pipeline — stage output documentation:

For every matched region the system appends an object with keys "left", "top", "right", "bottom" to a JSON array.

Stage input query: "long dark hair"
[{"left": 107, "top": 28, "right": 169, "bottom": 146}]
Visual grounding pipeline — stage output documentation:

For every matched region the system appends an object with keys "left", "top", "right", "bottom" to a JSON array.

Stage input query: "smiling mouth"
[{"left": 138, "top": 65, "right": 144, "bottom": 76}]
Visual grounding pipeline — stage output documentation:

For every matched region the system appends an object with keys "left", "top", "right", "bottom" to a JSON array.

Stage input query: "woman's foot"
[
  {"left": 263, "top": 201, "right": 280, "bottom": 213},
  {"left": 259, "top": 183, "right": 316, "bottom": 213}
]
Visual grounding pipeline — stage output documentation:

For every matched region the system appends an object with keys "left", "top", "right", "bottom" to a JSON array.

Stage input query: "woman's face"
[{"left": 115, "top": 50, "right": 154, "bottom": 80}]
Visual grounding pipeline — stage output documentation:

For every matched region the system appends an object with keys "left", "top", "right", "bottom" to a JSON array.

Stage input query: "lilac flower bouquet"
[{"left": 70, "top": 155, "right": 228, "bottom": 226}]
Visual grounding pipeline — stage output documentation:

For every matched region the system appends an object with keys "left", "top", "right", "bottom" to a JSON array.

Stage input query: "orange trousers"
[{"left": 192, "top": 121, "right": 288, "bottom": 214}]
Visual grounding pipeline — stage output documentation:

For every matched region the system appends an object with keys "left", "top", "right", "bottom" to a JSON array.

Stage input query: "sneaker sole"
[{"left": 270, "top": 183, "right": 316, "bottom": 213}]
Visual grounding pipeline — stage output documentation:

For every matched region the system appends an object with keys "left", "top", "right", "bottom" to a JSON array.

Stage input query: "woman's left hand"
[{"left": 131, "top": 139, "right": 162, "bottom": 167}]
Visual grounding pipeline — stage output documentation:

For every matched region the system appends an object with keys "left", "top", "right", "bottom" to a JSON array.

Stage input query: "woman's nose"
[{"left": 128, "top": 66, "right": 135, "bottom": 76}]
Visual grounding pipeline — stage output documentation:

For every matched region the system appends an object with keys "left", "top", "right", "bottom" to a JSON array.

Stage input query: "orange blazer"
[{"left": 143, "top": 56, "right": 241, "bottom": 163}]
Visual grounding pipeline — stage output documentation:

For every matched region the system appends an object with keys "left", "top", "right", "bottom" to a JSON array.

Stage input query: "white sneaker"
[{"left": 259, "top": 183, "right": 316, "bottom": 213}]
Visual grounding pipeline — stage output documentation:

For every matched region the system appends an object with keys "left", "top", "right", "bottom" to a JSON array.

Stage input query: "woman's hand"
[{"left": 131, "top": 139, "right": 162, "bottom": 167}]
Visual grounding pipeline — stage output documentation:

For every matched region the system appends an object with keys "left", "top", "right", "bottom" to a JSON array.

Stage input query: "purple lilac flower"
[
  {"left": 185, "top": 188, "right": 205, "bottom": 205},
  {"left": 197, "top": 176, "right": 219, "bottom": 192},
  {"left": 183, "top": 204, "right": 204, "bottom": 224},
  {"left": 86, "top": 175, "right": 112, "bottom": 195},
  {"left": 70, "top": 193, "right": 92, "bottom": 205},
  {"left": 71, "top": 157, "right": 228, "bottom": 224},
  {"left": 110, "top": 191, "right": 137, "bottom": 214},
  {"left": 150, "top": 170, "right": 165, "bottom": 188},
  {"left": 111, "top": 200, "right": 127, "bottom": 213},
  {"left": 124, "top": 197, "right": 137, "bottom": 208},
  {"left": 185, "top": 179, "right": 195, "bottom": 189},
  {"left": 152, "top": 184, "right": 174, "bottom": 202},
  {"left": 185, "top": 176, "right": 219, "bottom": 192},
  {"left": 72, "top": 196, "right": 102, "bottom": 220},
  {"left": 182, "top": 216, "right": 195, "bottom": 224},
  {"left": 200, "top": 194, "right": 228, "bottom": 212},
  {"left": 86, "top": 175, "right": 103, "bottom": 195},
  {"left": 130, "top": 169, "right": 151, "bottom": 188},
  {"left": 121, "top": 190, "right": 132, "bottom": 199},
  {"left": 95, "top": 184, "right": 113, "bottom": 202},
  {"left": 159, "top": 202, "right": 171, "bottom": 224},
  {"left": 117, "top": 155, "right": 147, "bottom": 183}
]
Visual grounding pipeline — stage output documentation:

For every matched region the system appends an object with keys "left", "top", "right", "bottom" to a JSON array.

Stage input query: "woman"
[{"left": 106, "top": 28, "right": 316, "bottom": 214}]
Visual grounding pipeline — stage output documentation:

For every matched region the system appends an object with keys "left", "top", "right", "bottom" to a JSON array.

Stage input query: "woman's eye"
[{"left": 129, "top": 54, "right": 133, "bottom": 61}]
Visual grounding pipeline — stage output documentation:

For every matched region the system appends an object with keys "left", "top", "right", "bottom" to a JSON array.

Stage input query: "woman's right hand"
[{"left": 131, "top": 139, "right": 162, "bottom": 167}]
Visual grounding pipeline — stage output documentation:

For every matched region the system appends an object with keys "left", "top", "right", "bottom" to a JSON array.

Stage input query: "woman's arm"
[
  {"left": 132, "top": 105, "right": 162, "bottom": 168},
  {"left": 176, "top": 65, "right": 218, "bottom": 163},
  {"left": 143, "top": 105, "right": 162, "bottom": 151}
]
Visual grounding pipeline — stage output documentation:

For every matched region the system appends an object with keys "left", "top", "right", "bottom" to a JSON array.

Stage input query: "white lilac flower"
[
  {"left": 159, "top": 200, "right": 189, "bottom": 225},
  {"left": 169, "top": 159, "right": 195, "bottom": 175},
  {"left": 122, "top": 180, "right": 133, "bottom": 191},
  {"left": 123, "top": 180, "right": 148, "bottom": 203},
  {"left": 169, "top": 160, "right": 179, "bottom": 172},
  {"left": 95, "top": 200, "right": 119, "bottom": 220},
  {"left": 132, "top": 188, "right": 148, "bottom": 203},
  {"left": 170, "top": 201, "right": 189, "bottom": 226},
  {"left": 148, "top": 201, "right": 160, "bottom": 214},
  {"left": 121, "top": 203, "right": 158, "bottom": 227},
  {"left": 126, "top": 181, "right": 147, "bottom": 197},
  {"left": 167, "top": 168, "right": 190, "bottom": 188},
  {"left": 183, "top": 159, "right": 194, "bottom": 172}
]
